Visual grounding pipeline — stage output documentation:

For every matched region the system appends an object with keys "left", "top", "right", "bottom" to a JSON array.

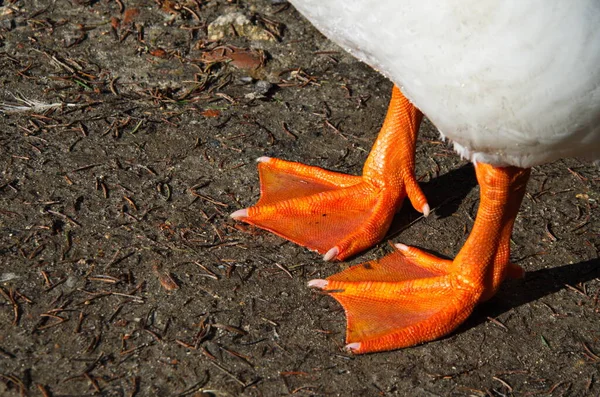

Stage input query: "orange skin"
[
  {"left": 232, "top": 86, "right": 428, "bottom": 261},
  {"left": 232, "top": 86, "right": 531, "bottom": 353},
  {"left": 313, "top": 162, "right": 529, "bottom": 353}
]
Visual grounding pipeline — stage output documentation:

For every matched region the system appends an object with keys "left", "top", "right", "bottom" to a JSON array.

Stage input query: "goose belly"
[{"left": 290, "top": 0, "right": 600, "bottom": 167}]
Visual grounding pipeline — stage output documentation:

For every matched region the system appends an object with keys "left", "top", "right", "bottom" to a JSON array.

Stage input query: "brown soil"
[{"left": 0, "top": 1, "right": 599, "bottom": 396}]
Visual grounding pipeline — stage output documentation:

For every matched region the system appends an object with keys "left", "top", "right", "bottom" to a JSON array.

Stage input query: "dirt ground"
[{"left": 0, "top": 1, "right": 599, "bottom": 396}]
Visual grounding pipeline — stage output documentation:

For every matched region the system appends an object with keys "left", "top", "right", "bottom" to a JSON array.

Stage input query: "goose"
[{"left": 231, "top": 1, "right": 600, "bottom": 353}]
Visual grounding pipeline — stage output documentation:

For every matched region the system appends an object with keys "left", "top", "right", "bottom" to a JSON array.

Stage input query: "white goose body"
[{"left": 289, "top": 1, "right": 600, "bottom": 167}]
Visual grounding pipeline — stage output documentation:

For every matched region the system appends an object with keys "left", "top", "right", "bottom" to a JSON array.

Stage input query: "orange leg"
[
  {"left": 231, "top": 86, "right": 428, "bottom": 261},
  {"left": 309, "top": 163, "right": 531, "bottom": 353}
]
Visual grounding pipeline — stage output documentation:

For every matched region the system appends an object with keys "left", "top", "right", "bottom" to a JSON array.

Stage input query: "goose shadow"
[
  {"left": 461, "top": 257, "right": 600, "bottom": 334},
  {"left": 387, "top": 162, "right": 477, "bottom": 236}
]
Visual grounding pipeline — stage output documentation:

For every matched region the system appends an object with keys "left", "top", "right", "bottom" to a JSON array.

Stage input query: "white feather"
[{"left": 289, "top": 0, "right": 600, "bottom": 167}]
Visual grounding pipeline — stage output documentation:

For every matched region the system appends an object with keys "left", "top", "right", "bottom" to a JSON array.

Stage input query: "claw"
[
  {"left": 323, "top": 247, "right": 340, "bottom": 262},
  {"left": 308, "top": 279, "right": 328, "bottom": 289},
  {"left": 230, "top": 208, "right": 249, "bottom": 219},
  {"left": 256, "top": 156, "right": 272, "bottom": 163},
  {"left": 345, "top": 342, "right": 361, "bottom": 353},
  {"left": 394, "top": 243, "right": 409, "bottom": 252}
]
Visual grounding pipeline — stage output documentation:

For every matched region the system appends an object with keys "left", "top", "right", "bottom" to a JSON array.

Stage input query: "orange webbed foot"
[
  {"left": 309, "top": 164, "right": 531, "bottom": 354},
  {"left": 232, "top": 87, "right": 428, "bottom": 261},
  {"left": 309, "top": 245, "right": 478, "bottom": 354},
  {"left": 231, "top": 155, "right": 428, "bottom": 261}
]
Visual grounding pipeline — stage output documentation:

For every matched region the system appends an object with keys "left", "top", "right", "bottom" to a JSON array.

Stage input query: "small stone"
[
  {"left": 207, "top": 12, "right": 274, "bottom": 41},
  {"left": 254, "top": 80, "right": 273, "bottom": 95}
]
